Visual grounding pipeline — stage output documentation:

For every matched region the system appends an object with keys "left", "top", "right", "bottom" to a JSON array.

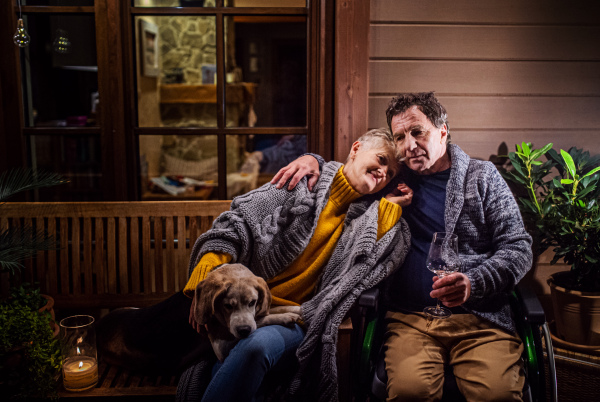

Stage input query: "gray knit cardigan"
[
  {"left": 441, "top": 144, "right": 533, "bottom": 333},
  {"left": 184, "top": 161, "right": 411, "bottom": 401},
  {"left": 332, "top": 144, "right": 533, "bottom": 334}
]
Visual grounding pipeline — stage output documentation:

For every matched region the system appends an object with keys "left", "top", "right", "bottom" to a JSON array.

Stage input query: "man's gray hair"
[{"left": 385, "top": 92, "right": 451, "bottom": 144}]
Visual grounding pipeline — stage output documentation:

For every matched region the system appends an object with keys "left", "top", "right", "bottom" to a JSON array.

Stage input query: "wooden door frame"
[{"left": 334, "top": 0, "right": 370, "bottom": 162}]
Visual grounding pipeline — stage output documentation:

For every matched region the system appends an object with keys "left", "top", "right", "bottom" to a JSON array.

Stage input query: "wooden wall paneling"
[
  {"left": 369, "top": 61, "right": 600, "bottom": 96},
  {"left": 442, "top": 130, "right": 600, "bottom": 164},
  {"left": 334, "top": 0, "right": 370, "bottom": 161},
  {"left": 370, "top": 0, "right": 600, "bottom": 25},
  {"left": 369, "top": 96, "right": 600, "bottom": 131},
  {"left": 370, "top": 25, "right": 600, "bottom": 60}
]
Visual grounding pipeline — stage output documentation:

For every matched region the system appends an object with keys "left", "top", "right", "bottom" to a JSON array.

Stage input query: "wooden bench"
[{"left": 2, "top": 201, "right": 354, "bottom": 401}]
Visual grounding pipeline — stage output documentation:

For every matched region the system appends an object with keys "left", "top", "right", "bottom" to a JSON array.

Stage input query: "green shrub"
[
  {"left": 0, "top": 294, "right": 62, "bottom": 400},
  {"left": 503, "top": 143, "right": 600, "bottom": 292}
]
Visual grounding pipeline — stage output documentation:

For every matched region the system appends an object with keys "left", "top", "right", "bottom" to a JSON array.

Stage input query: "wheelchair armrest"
[
  {"left": 514, "top": 283, "right": 546, "bottom": 325},
  {"left": 358, "top": 287, "right": 379, "bottom": 310}
]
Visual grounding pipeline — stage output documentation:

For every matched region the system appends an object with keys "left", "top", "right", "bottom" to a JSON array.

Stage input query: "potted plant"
[
  {"left": 0, "top": 284, "right": 62, "bottom": 400},
  {"left": 0, "top": 168, "right": 67, "bottom": 399},
  {"left": 503, "top": 143, "right": 600, "bottom": 346}
]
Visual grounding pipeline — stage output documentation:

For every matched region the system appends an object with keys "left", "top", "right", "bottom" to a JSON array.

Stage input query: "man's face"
[{"left": 391, "top": 106, "right": 449, "bottom": 175}]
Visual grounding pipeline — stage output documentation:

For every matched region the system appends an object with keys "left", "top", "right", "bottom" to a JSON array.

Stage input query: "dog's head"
[{"left": 193, "top": 264, "right": 271, "bottom": 339}]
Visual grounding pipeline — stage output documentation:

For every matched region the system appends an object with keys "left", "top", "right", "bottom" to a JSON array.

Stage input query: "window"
[
  {"left": 2, "top": 0, "right": 333, "bottom": 201},
  {"left": 133, "top": 1, "right": 309, "bottom": 200},
  {"left": 18, "top": 2, "right": 101, "bottom": 201}
]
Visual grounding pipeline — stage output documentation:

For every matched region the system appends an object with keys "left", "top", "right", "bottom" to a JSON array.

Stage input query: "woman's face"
[{"left": 343, "top": 141, "right": 398, "bottom": 195}]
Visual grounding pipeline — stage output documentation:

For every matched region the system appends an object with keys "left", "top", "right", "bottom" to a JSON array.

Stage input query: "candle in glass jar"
[{"left": 62, "top": 356, "right": 98, "bottom": 391}]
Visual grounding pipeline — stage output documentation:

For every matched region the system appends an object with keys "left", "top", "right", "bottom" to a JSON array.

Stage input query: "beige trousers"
[{"left": 384, "top": 311, "right": 524, "bottom": 402}]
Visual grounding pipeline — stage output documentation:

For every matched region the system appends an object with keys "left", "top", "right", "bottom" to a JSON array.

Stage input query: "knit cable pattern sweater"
[{"left": 183, "top": 161, "right": 411, "bottom": 401}]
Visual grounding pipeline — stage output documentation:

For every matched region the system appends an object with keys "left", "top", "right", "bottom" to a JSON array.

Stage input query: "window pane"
[
  {"left": 227, "top": 0, "right": 305, "bottom": 6},
  {"left": 133, "top": 0, "right": 305, "bottom": 6},
  {"left": 22, "top": 1, "right": 94, "bottom": 5},
  {"left": 30, "top": 136, "right": 102, "bottom": 201},
  {"left": 226, "top": 16, "right": 307, "bottom": 127},
  {"left": 133, "top": 1, "right": 215, "bottom": 8},
  {"left": 20, "top": 14, "right": 98, "bottom": 128},
  {"left": 135, "top": 16, "right": 219, "bottom": 128},
  {"left": 140, "top": 135, "right": 219, "bottom": 200},
  {"left": 227, "top": 134, "right": 306, "bottom": 198}
]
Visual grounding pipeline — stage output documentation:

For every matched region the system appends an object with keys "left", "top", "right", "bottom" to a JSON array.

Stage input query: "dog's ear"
[
  {"left": 253, "top": 276, "right": 271, "bottom": 316},
  {"left": 194, "top": 276, "right": 229, "bottom": 325}
]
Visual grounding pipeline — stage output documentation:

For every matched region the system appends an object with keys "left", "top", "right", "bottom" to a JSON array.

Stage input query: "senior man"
[{"left": 271, "top": 92, "right": 533, "bottom": 401}]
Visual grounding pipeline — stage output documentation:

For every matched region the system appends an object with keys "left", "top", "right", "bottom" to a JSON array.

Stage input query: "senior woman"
[{"left": 177, "top": 128, "right": 412, "bottom": 402}]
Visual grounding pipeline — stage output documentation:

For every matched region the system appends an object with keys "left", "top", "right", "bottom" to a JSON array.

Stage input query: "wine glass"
[{"left": 424, "top": 232, "right": 460, "bottom": 319}]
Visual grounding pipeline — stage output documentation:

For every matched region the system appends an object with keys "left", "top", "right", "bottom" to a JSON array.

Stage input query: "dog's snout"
[{"left": 237, "top": 325, "right": 252, "bottom": 338}]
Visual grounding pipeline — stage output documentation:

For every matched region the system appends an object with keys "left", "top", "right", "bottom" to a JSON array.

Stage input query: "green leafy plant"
[
  {"left": 503, "top": 143, "right": 600, "bottom": 292},
  {"left": 0, "top": 288, "right": 62, "bottom": 400},
  {"left": 0, "top": 168, "right": 67, "bottom": 276},
  {"left": 0, "top": 168, "right": 67, "bottom": 400}
]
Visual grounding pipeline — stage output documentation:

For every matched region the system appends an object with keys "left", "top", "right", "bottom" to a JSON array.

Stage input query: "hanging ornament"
[
  {"left": 53, "top": 29, "right": 72, "bottom": 54},
  {"left": 13, "top": 1, "right": 30, "bottom": 48},
  {"left": 13, "top": 18, "right": 30, "bottom": 47}
]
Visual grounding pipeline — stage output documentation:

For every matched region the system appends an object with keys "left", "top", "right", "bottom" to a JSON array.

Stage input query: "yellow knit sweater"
[{"left": 183, "top": 167, "right": 402, "bottom": 305}]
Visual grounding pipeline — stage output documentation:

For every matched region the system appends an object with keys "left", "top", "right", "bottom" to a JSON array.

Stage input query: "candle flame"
[
  {"left": 77, "top": 347, "right": 81, "bottom": 355},
  {"left": 79, "top": 361, "right": 83, "bottom": 369}
]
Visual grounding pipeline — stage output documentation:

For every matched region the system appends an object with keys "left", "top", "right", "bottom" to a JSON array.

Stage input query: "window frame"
[{"left": 0, "top": 0, "right": 340, "bottom": 201}]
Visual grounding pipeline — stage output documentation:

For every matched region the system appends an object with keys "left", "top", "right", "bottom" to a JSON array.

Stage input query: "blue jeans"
[{"left": 201, "top": 324, "right": 305, "bottom": 402}]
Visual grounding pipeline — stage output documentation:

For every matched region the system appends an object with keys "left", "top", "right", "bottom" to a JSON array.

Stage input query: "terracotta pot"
[
  {"left": 548, "top": 272, "right": 600, "bottom": 346},
  {"left": 39, "top": 294, "right": 59, "bottom": 337}
]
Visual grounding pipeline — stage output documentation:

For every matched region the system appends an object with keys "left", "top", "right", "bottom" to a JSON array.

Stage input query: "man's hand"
[
  {"left": 430, "top": 273, "right": 471, "bottom": 308},
  {"left": 270, "top": 155, "right": 320, "bottom": 191},
  {"left": 385, "top": 183, "right": 414, "bottom": 207}
]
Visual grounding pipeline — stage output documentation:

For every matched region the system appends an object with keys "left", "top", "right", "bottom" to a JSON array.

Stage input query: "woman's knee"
[{"left": 235, "top": 325, "right": 302, "bottom": 367}]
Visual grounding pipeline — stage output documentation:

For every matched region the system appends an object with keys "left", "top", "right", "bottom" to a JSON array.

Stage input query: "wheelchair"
[{"left": 351, "top": 283, "right": 558, "bottom": 401}]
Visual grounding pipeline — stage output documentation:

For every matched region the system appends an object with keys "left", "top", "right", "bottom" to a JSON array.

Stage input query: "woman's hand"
[
  {"left": 385, "top": 183, "right": 413, "bottom": 207},
  {"left": 270, "top": 155, "right": 320, "bottom": 191}
]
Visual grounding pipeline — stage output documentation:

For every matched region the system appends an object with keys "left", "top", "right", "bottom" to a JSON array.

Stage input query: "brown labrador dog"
[{"left": 192, "top": 263, "right": 302, "bottom": 361}]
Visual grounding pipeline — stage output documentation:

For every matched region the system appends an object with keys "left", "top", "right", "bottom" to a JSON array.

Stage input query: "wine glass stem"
[{"left": 435, "top": 298, "right": 442, "bottom": 312}]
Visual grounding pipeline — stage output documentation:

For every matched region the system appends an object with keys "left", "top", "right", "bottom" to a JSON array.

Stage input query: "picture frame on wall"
[{"left": 139, "top": 19, "right": 159, "bottom": 77}]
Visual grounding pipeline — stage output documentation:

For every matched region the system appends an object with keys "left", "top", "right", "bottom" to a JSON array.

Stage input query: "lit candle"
[{"left": 62, "top": 355, "right": 98, "bottom": 391}]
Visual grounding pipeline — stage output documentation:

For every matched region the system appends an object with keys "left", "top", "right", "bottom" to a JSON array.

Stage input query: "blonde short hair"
[{"left": 346, "top": 128, "right": 401, "bottom": 163}]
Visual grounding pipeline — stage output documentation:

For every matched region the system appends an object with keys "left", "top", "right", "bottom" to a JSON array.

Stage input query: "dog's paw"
[{"left": 277, "top": 312, "right": 302, "bottom": 326}]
